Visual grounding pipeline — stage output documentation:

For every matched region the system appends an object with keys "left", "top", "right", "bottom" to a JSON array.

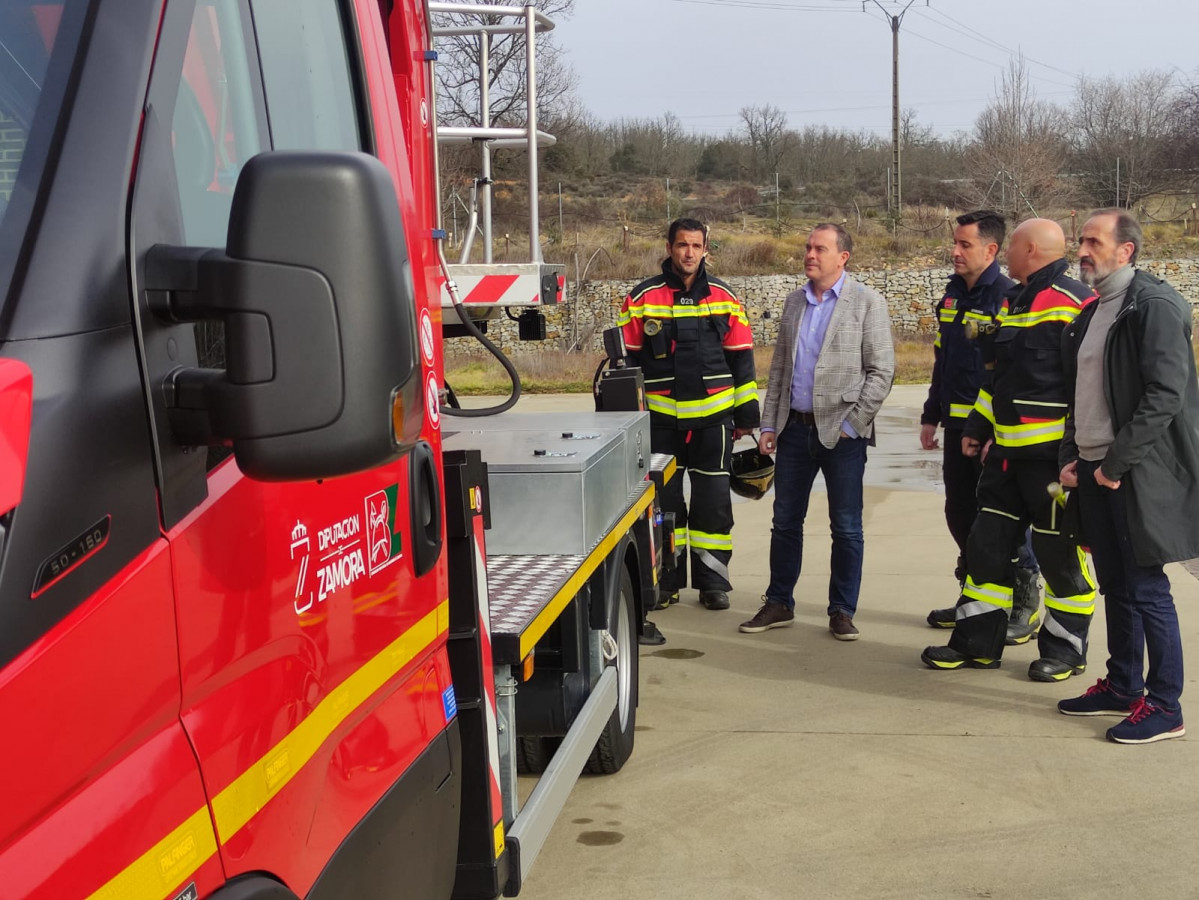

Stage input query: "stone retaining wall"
[{"left": 450, "top": 259, "right": 1199, "bottom": 354}]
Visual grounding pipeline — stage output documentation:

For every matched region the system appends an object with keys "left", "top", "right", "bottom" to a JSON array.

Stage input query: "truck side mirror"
[
  {"left": 0, "top": 359, "right": 33, "bottom": 516},
  {"left": 146, "top": 151, "right": 423, "bottom": 481}
]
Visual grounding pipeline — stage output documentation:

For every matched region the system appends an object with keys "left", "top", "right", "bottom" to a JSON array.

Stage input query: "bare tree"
[
  {"left": 740, "top": 104, "right": 794, "bottom": 182},
  {"left": 1069, "top": 69, "right": 1183, "bottom": 207},
  {"left": 1169, "top": 70, "right": 1199, "bottom": 183},
  {"left": 431, "top": 0, "right": 578, "bottom": 128},
  {"left": 965, "top": 54, "right": 1073, "bottom": 220}
]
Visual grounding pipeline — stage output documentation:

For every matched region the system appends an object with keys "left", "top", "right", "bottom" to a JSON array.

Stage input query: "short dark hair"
[
  {"left": 812, "top": 222, "right": 853, "bottom": 255},
  {"left": 1088, "top": 208, "right": 1143, "bottom": 265},
  {"left": 668, "top": 217, "right": 708, "bottom": 245},
  {"left": 955, "top": 209, "right": 1006, "bottom": 248}
]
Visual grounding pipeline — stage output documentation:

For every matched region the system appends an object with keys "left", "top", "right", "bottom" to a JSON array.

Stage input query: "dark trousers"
[
  {"left": 764, "top": 421, "right": 868, "bottom": 617},
  {"left": 653, "top": 424, "right": 734, "bottom": 593},
  {"left": 949, "top": 457, "right": 1094, "bottom": 661},
  {"left": 943, "top": 428, "right": 1038, "bottom": 575},
  {"left": 1077, "top": 459, "right": 1184, "bottom": 709}
]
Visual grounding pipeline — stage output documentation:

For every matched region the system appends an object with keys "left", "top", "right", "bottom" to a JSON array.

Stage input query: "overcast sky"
[{"left": 555, "top": 0, "right": 1199, "bottom": 138}]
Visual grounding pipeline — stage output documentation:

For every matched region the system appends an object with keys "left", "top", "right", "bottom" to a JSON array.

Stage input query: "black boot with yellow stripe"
[{"left": 1005, "top": 567, "right": 1041, "bottom": 645}]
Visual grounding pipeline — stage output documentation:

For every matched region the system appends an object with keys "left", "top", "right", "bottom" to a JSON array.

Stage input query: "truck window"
[
  {"left": 0, "top": 0, "right": 87, "bottom": 308},
  {"left": 167, "top": 0, "right": 369, "bottom": 467},
  {"left": 250, "top": 0, "right": 364, "bottom": 152},
  {"left": 171, "top": 0, "right": 364, "bottom": 254},
  {"left": 173, "top": 0, "right": 262, "bottom": 248}
]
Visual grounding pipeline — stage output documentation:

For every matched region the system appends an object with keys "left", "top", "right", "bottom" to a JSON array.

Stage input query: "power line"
[
  {"left": 924, "top": 6, "right": 1081, "bottom": 80},
  {"left": 863, "top": 0, "right": 920, "bottom": 223}
]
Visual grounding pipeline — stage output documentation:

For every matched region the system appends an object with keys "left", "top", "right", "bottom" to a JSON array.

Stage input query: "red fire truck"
[{"left": 0, "top": 1, "right": 668, "bottom": 898}]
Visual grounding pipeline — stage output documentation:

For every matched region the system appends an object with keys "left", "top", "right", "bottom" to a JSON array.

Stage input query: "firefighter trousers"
[
  {"left": 943, "top": 428, "right": 1038, "bottom": 577},
  {"left": 949, "top": 456, "right": 1096, "bottom": 662},
  {"left": 653, "top": 424, "right": 734, "bottom": 593}
]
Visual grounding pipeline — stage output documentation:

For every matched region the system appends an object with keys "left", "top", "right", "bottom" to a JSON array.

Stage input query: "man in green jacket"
[{"left": 1057, "top": 208, "right": 1199, "bottom": 743}]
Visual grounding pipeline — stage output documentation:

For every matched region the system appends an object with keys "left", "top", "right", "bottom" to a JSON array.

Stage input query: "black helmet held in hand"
[{"left": 729, "top": 448, "right": 775, "bottom": 500}]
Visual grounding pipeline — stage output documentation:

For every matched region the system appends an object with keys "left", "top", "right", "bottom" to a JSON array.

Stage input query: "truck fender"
[{"left": 203, "top": 875, "right": 299, "bottom": 900}]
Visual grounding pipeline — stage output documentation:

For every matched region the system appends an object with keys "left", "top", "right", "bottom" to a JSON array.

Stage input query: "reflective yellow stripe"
[
  {"left": 994, "top": 418, "right": 1065, "bottom": 447},
  {"left": 934, "top": 333, "right": 942, "bottom": 349},
  {"left": 962, "top": 310, "right": 991, "bottom": 323},
  {"left": 938, "top": 309, "right": 957, "bottom": 323},
  {"left": 962, "top": 577, "right": 1013, "bottom": 609},
  {"left": 974, "top": 390, "right": 994, "bottom": 424},
  {"left": 1050, "top": 282, "right": 1089, "bottom": 305},
  {"left": 1013, "top": 399, "right": 1068, "bottom": 411},
  {"left": 646, "top": 390, "right": 735, "bottom": 419},
  {"left": 688, "top": 529, "right": 732, "bottom": 551},
  {"left": 980, "top": 505, "right": 1021, "bottom": 522},
  {"left": 1000, "top": 309, "right": 1078, "bottom": 328},
  {"left": 622, "top": 303, "right": 740, "bottom": 319},
  {"left": 212, "top": 601, "right": 450, "bottom": 842},
  {"left": 519, "top": 484, "right": 657, "bottom": 657},
  {"left": 86, "top": 808, "right": 219, "bottom": 900},
  {"left": 949, "top": 403, "right": 972, "bottom": 420},
  {"left": 616, "top": 309, "right": 632, "bottom": 326},
  {"left": 733, "top": 382, "right": 758, "bottom": 406},
  {"left": 1044, "top": 547, "right": 1096, "bottom": 615},
  {"left": 1044, "top": 591, "right": 1096, "bottom": 615}
]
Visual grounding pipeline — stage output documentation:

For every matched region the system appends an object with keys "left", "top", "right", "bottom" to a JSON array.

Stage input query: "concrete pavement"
[{"left": 500, "top": 385, "right": 1199, "bottom": 900}]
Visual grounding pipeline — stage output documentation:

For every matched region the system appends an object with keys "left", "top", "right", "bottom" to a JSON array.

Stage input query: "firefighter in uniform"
[
  {"left": 618, "top": 218, "right": 759, "bottom": 611},
  {"left": 921, "top": 210, "right": 1042, "bottom": 644},
  {"left": 922, "top": 218, "right": 1098, "bottom": 680}
]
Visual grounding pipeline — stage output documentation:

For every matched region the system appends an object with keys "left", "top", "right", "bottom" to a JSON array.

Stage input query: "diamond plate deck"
[{"left": 485, "top": 480, "right": 654, "bottom": 664}]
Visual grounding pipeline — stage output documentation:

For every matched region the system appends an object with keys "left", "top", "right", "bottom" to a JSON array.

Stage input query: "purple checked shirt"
[{"left": 773, "top": 271, "right": 857, "bottom": 438}]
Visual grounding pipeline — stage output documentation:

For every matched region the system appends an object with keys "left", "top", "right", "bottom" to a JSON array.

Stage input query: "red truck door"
[
  {"left": 0, "top": 3, "right": 226, "bottom": 899},
  {"left": 125, "top": 1, "right": 456, "bottom": 897}
]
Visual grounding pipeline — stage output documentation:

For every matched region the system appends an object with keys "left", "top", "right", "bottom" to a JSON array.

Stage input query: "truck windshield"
[{"left": 0, "top": 1, "right": 87, "bottom": 306}]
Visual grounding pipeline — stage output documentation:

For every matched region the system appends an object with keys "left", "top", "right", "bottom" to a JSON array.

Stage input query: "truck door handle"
[{"left": 409, "top": 440, "right": 442, "bottom": 578}]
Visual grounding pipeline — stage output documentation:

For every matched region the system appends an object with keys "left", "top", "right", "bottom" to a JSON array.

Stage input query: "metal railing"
[{"left": 429, "top": 2, "right": 556, "bottom": 263}]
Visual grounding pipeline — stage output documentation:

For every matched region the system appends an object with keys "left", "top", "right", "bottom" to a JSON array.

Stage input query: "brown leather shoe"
[
  {"left": 739, "top": 599, "right": 794, "bottom": 633},
  {"left": 829, "top": 612, "right": 860, "bottom": 641}
]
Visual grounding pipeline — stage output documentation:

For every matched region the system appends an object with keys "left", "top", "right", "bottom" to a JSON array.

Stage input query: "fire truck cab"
[{"left": 0, "top": 1, "right": 665, "bottom": 898}]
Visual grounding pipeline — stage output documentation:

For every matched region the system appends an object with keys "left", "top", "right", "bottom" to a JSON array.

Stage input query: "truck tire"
[
  {"left": 585, "top": 566, "right": 638, "bottom": 774},
  {"left": 516, "top": 735, "right": 561, "bottom": 775}
]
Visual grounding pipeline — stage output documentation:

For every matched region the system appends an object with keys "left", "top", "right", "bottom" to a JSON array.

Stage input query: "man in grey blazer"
[{"left": 740, "top": 224, "right": 895, "bottom": 640}]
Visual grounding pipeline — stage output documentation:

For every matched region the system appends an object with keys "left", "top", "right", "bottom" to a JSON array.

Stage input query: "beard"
[{"left": 1079, "top": 260, "right": 1101, "bottom": 286}]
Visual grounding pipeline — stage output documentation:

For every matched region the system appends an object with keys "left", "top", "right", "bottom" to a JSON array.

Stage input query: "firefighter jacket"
[
  {"left": 963, "top": 258, "right": 1095, "bottom": 461},
  {"left": 921, "top": 260, "right": 1015, "bottom": 430},
  {"left": 618, "top": 259, "right": 760, "bottom": 431}
]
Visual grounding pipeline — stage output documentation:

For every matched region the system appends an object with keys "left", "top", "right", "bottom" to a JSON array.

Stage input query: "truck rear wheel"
[
  {"left": 516, "top": 735, "right": 561, "bottom": 774},
  {"left": 585, "top": 566, "right": 638, "bottom": 774}
]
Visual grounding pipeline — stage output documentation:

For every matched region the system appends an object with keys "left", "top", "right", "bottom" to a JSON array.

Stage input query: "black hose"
[{"left": 442, "top": 307, "right": 522, "bottom": 418}]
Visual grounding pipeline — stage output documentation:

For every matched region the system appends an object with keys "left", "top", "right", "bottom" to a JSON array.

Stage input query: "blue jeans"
[
  {"left": 765, "top": 422, "right": 867, "bottom": 617},
  {"left": 1077, "top": 459, "right": 1184, "bottom": 709}
]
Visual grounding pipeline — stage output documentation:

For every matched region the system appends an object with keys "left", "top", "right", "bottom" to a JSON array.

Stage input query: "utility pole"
[{"left": 865, "top": 0, "right": 922, "bottom": 228}]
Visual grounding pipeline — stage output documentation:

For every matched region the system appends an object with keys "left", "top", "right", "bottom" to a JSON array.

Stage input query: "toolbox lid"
[{"left": 441, "top": 427, "right": 625, "bottom": 474}]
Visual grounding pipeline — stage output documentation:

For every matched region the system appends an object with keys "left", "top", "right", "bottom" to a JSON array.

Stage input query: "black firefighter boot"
[
  {"left": 926, "top": 556, "right": 967, "bottom": 628},
  {"left": 1005, "top": 567, "right": 1041, "bottom": 645}
]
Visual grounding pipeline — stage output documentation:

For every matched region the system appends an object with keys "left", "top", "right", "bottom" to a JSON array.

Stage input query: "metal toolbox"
[
  {"left": 443, "top": 409, "right": 651, "bottom": 498},
  {"left": 442, "top": 411, "right": 650, "bottom": 556}
]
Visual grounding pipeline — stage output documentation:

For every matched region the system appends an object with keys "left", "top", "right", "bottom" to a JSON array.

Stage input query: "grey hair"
[{"left": 1089, "top": 208, "right": 1143, "bottom": 265}]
